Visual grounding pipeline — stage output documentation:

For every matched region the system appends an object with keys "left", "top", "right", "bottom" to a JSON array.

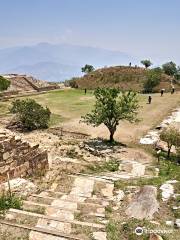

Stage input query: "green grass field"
[
  {"left": 0, "top": 89, "right": 180, "bottom": 143},
  {"left": 0, "top": 89, "right": 94, "bottom": 123}
]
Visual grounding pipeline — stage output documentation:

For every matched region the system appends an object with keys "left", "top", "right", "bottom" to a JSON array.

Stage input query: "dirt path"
[{"left": 62, "top": 92, "right": 180, "bottom": 144}]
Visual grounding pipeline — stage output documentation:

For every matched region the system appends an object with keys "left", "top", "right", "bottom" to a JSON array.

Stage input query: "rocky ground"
[{"left": 0, "top": 108, "right": 179, "bottom": 239}]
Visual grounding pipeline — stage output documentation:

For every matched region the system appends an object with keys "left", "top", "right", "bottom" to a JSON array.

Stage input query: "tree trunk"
[
  {"left": 167, "top": 147, "right": 171, "bottom": 159},
  {"left": 109, "top": 130, "right": 114, "bottom": 142}
]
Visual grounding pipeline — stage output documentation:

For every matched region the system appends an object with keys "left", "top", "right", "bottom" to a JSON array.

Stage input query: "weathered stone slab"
[
  {"left": 70, "top": 177, "right": 94, "bottom": 198},
  {"left": 126, "top": 186, "right": 159, "bottom": 220},
  {"left": 93, "top": 231, "right": 107, "bottom": 240}
]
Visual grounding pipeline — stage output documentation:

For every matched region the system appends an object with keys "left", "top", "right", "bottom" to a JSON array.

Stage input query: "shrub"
[
  {"left": 10, "top": 99, "right": 51, "bottom": 131},
  {"left": 160, "top": 127, "right": 180, "bottom": 159},
  {"left": 0, "top": 76, "right": 10, "bottom": 91},
  {"left": 0, "top": 193, "right": 22, "bottom": 214},
  {"left": 143, "top": 69, "right": 161, "bottom": 93},
  {"left": 65, "top": 78, "right": 78, "bottom": 88}
]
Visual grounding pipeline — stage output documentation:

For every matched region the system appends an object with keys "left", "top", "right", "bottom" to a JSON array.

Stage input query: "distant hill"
[
  {"left": 0, "top": 43, "right": 136, "bottom": 82},
  {"left": 75, "top": 66, "right": 179, "bottom": 92}
]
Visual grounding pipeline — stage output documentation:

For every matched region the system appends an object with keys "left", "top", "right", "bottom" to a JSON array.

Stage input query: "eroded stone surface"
[
  {"left": 70, "top": 177, "right": 94, "bottom": 197},
  {"left": 29, "top": 231, "right": 66, "bottom": 240},
  {"left": 101, "top": 183, "right": 114, "bottom": 197},
  {"left": 126, "top": 186, "right": 159, "bottom": 220},
  {"left": 93, "top": 231, "right": 107, "bottom": 240},
  {"left": 120, "top": 160, "right": 146, "bottom": 177},
  {"left": 160, "top": 183, "right": 174, "bottom": 201},
  {"left": 149, "top": 233, "right": 164, "bottom": 240},
  {"left": 0, "top": 178, "right": 37, "bottom": 197}
]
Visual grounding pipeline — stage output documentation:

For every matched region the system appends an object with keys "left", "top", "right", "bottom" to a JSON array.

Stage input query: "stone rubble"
[
  {"left": 0, "top": 178, "right": 37, "bottom": 197},
  {"left": 93, "top": 231, "right": 107, "bottom": 240},
  {"left": 140, "top": 108, "right": 180, "bottom": 145},
  {"left": 175, "top": 219, "right": 180, "bottom": 228},
  {"left": 160, "top": 183, "right": 174, "bottom": 201}
]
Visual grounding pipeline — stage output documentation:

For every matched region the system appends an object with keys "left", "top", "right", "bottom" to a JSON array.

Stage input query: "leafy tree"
[
  {"left": 141, "top": 60, "right": 153, "bottom": 69},
  {"left": 81, "top": 64, "right": 95, "bottom": 74},
  {"left": 160, "top": 127, "right": 180, "bottom": 159},
  {"left": 174, "top": 66, "right": 180, "bottom": 81},
  {"left": 162, "top": 61, "right": 177, "bottom": 76},
  {"left": 10, "top": 99, "right": 51, "bottom": 131},
  {"left": 143, "top": 68, "right": 161, "bottom": 93},
  {"left": 81, "top": 88, "right": 139, "bottom": 142},
  {"left": 0, "top": 76, "right": 10, "bottom": 91}
]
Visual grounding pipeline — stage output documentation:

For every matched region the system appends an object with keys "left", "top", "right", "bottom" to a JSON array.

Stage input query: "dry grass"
[{"left": 75, "top": 66, "right": 180, "bottom": 92}]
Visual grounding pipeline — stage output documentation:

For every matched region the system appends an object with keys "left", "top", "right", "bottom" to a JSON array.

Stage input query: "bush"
[
  {"left": 65, "top": 78, "right": 78, "bottom": 88},
  {"left": 0, "top": 76, "right": 10, "bottom": 91},
  {"left": 0, "top": 193, "right": 22, "bottom": 214},
  {"left": 143, "top": 69, "right": 161, "bottom": 93},
  {"left": 160, "top": 127, "right": 180, "bottom": 159},
  {"left": 10, "top": 99, "right": 51, "bottom": 131},
  {"left": 162, "top": 61, "right": 177, "bottom": 76}
]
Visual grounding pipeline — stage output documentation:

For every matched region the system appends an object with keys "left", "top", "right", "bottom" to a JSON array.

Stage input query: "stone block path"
[
  {"left": 1, "top": 159, "right": 149, "bottom": 239},
  {"left": 2, "top": 174, "right": 116, "bottom": 239}
]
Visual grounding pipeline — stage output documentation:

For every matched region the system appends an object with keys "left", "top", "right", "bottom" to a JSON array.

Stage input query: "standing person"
[
  {"left": 148, "top": 95, "right": 152, "bottom": 104},
  {"left": 171, "top": 86, "right": 175, "bottom": 94},
  {"left": 85, "top": 88, "right": 87, "bottom": 95},
  {"left": 160, "top": 89, "right": 164, "bottom": 96}
]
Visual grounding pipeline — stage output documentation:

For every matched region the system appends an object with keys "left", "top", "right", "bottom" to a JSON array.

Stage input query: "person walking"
[
  {"left": 171, "top": 86, "right": 175, "bottom": 94},
  {"left": 148, "top": 95, "right": 152, "bottom": 104},
  {"left": 160, "top": 89, "right": 164, "bottom": 96},
  {"left": 85, "top": 88, "right": 87, "bottom": 95}
]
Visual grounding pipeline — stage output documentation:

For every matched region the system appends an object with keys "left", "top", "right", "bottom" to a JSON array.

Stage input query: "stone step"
[
  {"left": 7, "top": 208, "right": 105, "bottom": 229},
  {"left": 45, "top": 190, "right": 110, "bottom": 205},
  {"left": 23, "top": 200, "right": 105, "bottom": 218},
  {"left": 69, "top": 174, "right": 113, "bottom": 183},
  {"left": 23, "top": 200, "right": 80, "bottom": 213},
  {"left": 96, "top": 172, "right": 134, "bottom": 181},
  {"left": 30, "top": 194, "right": 106, "bottom": 208},
  {"left": 0, "top": 219, "right": 82, "bottom": 240}
]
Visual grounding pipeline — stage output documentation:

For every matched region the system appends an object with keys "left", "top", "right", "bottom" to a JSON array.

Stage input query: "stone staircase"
[
  {"left": 0, "top": 159, "right": 150, "bottom": 239},
  {"left": 1, "top": 175, "right": 114, "bottom": 240}
]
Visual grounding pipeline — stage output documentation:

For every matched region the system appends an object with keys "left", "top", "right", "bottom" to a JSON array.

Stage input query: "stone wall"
[{"left": 0, "top": 131, "right": 48, "bottom": 183}]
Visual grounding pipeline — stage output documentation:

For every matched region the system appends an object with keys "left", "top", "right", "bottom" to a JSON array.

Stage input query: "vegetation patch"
[
  {"left": 114, "top": 159, "right": 180, "bottom": 190},
  {"left": 0, "top": 76, "right": 10, "bottom": 92},
  {"left": 85, "top": 159, "right": 120, "bottom": 174},
  {"left": 0, "top": 193, "right": 22, "bottom": 215},
  {"left": 10, "top": 98, "right": 51, "bottom": 131}
]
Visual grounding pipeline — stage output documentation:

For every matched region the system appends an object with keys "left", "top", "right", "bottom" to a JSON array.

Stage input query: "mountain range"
[{"left": 0, "top": 43, "right": 137, "bottom": 82}]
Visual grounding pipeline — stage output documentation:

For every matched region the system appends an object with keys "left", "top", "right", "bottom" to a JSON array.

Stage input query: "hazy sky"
[{"left": 0, "top": 0, "right": 180, "bottom": 64}]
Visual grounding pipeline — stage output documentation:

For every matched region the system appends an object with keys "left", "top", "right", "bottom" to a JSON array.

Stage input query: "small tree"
[
  {"left": 81, "top": 64, "right": 95, "bottom": 74},
  {"left": 81, "top": 88, "right": 139, "bottom": 142},
  {"left": 143, "top": 68, "right": 161, "bottom": 93},
  {"left": 174, "top": 66, "right": 180, "bottom": 81},
  {"left": 141, "top": 60, "right": 153, "bottom": 69},
  {"left": 0, "top": 76, "right": 10, "bottom": 91},
  {"left": 10, "top": 99, "right": 51, "bottom": 131},
  {"left": 160, "top": 127, "right": 180, "bottom": 159},
  {"left": 162, "top": 61, "right": 177, "bottom": 76}
]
